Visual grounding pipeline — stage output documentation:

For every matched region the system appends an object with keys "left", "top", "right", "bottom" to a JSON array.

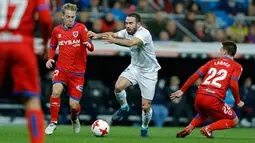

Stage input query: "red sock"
[
  {"left": 187, "top": 114, "right": 207, "bottom": 130},
  {"left": 26, "top": 110, "right": 44, "bottom": 143},
  {"left": 50, "top": 96, "right": 61, "bottom": 123},
  {"left": 208, "top": 119, "right": 235, "bottom": 131},
  {"left": 70, "top": 104, "right": 81, "bottom": 120}
]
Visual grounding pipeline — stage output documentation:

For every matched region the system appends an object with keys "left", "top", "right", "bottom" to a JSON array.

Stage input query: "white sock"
[
  {"left": 142, "top": 108, "right": 152, "bottom": 129},
  {"left": 115, "top": 90, "right": 128, "bottom": 108}
]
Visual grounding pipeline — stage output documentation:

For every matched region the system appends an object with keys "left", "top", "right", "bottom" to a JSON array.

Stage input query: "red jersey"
[
  {"left": 181, "top": 56, "right": 243, "bottom": 103},
  {"left": 49, "top": 22, "right": 94, "bottom": 74},
  {"left": 197, "top": 56, "right": 242, "bottom": 100},
  {"left": 0, "top": 0, "right": 52, "bottom": 45}
]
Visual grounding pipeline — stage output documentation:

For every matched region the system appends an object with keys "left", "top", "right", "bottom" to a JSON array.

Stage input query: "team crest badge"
[
  {"left": 73, "top": 31, "right": 78, "bottom": 38},
  {"left": 76, "top": 85, "right": 83, "bottom": 92}
]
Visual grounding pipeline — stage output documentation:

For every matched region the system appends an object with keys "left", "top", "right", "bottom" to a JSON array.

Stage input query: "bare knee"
[
  {"left": 114, "top": 83, "right": 123, "bottom": 93},
  {"left": 24, "top": 97, "right": 41, "bottom": 111},
  {"left": 69, "top": 100, "right": 79, "bottom": 110},
  {"left": 52, "top": 84, "right": 64, "bottom": 98},
  {"left": 114, "top": 77, "right": 131, "bottom": 93},
  {"left": 142, "top": 102, "right": 151, "bottom": 111},
  {"left": 70, "top": 103, "right": 78, "bottom": 110}
]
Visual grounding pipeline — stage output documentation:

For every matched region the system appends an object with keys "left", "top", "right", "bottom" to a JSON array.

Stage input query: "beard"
[{"left": 127, "top": 26, "right": 137, "bottom": 35}]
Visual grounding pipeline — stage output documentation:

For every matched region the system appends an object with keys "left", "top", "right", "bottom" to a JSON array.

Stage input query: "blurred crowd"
[{"left": 48, "top": 0, "right": 255, "bottom": 43}]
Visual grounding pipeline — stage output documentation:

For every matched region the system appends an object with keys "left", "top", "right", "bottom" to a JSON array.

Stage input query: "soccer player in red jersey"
[
  {"left": 0, "top": 0, "right": 52, "bottom": 143},
  {"left": 44, "top": 3, "right": 94, "bottom": 135},
  {"left": 170, "top": 41, "right": 244, "bottom": 139}
]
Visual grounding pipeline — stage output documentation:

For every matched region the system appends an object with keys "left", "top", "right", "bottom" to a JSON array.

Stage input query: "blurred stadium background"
[{"left": 1, "top": 0, "right": 255, "bottom": 129}]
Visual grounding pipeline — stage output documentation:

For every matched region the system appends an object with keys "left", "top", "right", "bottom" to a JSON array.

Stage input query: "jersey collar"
[
  {"left": 62, "top": 21, "right": 77, "bottom": 30},
  {"left": 223, "top": 56, "right": 233, "bottom": 60}
]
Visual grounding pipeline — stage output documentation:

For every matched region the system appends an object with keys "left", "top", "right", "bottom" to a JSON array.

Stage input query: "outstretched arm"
[
  {"left": 180, "top": 72, "right": 201, "bottom": 93},
  {"left": 170, "top": 61, "right": 211, "bottom": 102},
  {"left": 103, "top": 34, "right": 143, "bottom": 47},
  {"left": 87, "top": 31, "right": 119, "bottom": 39}
]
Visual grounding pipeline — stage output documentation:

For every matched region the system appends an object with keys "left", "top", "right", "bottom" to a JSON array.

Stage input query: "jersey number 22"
[{"left": 202, "top": 67, "right": 227, "bottom": 88}]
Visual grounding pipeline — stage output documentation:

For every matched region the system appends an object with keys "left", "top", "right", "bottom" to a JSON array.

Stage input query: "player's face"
[
  {"left": 62, "top": 10, "right": 76, "bottom": 28},
  {"left": 125, "top": 17, "right": 140, "bottom": 35}
]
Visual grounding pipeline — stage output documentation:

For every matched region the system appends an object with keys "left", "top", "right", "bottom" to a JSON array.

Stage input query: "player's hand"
[
  {"left": 83, "top": 42, "right": 91, "bottom": 49},
  {"left": 87, "top": 31, "right": 98, "bottom": 39},
  {"left": 170, "top": 90, "right": 183, "bottom": 102},
  {"left": 46, "top": 59, "right": 55, "bottom": 69},
  {"left": 237, "top": 101, "right": 244, "bottom": 108},
  {"left": 103, "top": 33, "right": 114, "bottom": 44}
]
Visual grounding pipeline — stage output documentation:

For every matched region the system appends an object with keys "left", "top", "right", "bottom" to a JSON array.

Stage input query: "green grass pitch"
[{"left": 1, "top": 125, "right": 255, "bottom": 143}]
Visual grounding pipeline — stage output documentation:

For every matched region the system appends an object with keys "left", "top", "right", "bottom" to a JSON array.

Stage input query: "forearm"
[
  {"left": 48, "top": 48, "right": 56, "bottom": 60},
  {"left": 112, "top": 38, "right": 134, "bottom": 47},
  {"left": 180, "top": 72, "right": 200, "bottom": 93},
  {"left": 97, "top": 32, "right": 115, "bottom": 38}
]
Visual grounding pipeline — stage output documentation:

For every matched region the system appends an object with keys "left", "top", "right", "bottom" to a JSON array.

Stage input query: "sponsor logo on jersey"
[
  {"left": 58, "top": 34, "right": 61, "bottom": 38},
  {"left": 59, "top": 39, "right": 80, "bottom": 47},
  {"left": 76, "top": 85, "right": 83, "bottom": 92},
  {"left": 73, "top": 31, "right": 78, "bottom": 38}
]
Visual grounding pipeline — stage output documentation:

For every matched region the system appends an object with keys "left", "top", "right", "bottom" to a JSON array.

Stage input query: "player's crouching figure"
[
  {"left": 44, "top": 3, "right": 94, "bottom": 135},
  {"left": 170, "top": 41, "right": 244, "bottom": 139}
]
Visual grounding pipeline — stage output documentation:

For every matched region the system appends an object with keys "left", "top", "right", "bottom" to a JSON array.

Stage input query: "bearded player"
[
  {"left": 88, "top": 13, "right": 161, "bottom": 137},
  {"left": 44, "top": 3, "right": 94, "bottom": 135},
  {"left": 0, "top": 0, "right": 52, "bottom": 142},
  {"left": 171, "top": 41, "right": 244, "bottom": 138}
]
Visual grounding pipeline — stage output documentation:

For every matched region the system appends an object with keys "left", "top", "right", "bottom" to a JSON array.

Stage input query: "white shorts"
[{"left": 119, "top": 65, "right": 158, "bottom": 100}]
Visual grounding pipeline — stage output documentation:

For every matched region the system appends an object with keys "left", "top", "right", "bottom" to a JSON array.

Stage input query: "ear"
[
  {"left": 223, "top": 49, "right": 228, "bottom": 55},
  {"left": 137, "top": 22, "right": 141, "bottom": 27}
]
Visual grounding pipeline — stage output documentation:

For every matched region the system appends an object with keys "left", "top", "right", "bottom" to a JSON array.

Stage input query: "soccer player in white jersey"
[{"left": 88, "top": 13, "right": 161, "bottom": 137}]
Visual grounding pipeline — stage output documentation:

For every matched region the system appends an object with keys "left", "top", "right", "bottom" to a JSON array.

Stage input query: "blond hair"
[{"left": 62, "top": 3, "right": 78, "bottom": 14}]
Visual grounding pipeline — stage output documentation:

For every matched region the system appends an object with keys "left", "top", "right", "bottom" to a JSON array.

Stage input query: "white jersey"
[{"left": 117, "top": 26, "right": 161, "bottom": 73}]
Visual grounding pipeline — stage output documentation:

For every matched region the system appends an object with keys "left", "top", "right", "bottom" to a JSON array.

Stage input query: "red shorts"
[
  {"left": 194, "top": 94, "right": 237, "bottom": 121},
  {"left": 0, "top": 43, "right": 39, "bottom": 97},
  {"left": 52, "top": 69, "right": 84, "bottom": 101}
]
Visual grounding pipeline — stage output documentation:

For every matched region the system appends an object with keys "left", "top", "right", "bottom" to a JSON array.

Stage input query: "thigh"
[
  {"left": 52, "top": 70, "right": 68, "bottom": 86},
  {"left": 209, "top": 102, "right": 237, "bottom": 121},
  {"left": 10, "top": 45, "right": 40, "bottom": 96},
  {"left": 138, "top": 72, "right": 157, "bottom": 100},
  {"left": 67, "top": 74, "right": 84, "bottom": 102},
  {"left": 119, "top": 65, "right": 137, "bottom": 85},
  {"left": 0, "top": 45, "right": 9, "bottom": 87}
]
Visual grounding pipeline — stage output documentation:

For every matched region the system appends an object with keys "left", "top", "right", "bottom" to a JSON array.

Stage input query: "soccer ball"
[{"left": 91, "top": 119, "right": 110, "bottom": 137}]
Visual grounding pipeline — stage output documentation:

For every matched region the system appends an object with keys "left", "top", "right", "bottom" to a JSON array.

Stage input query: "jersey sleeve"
[
  {"left": 80, "top": 25, "right": 90, "bottom": 42},
  {"left": 229, "top": 64, "right": 243, "bottom": 104},
  {"left": 134, "top": 30, "right": 150, "bottom": 45},
  {"left": 50, "top": 28, "right": 58, "bottom": 49},
  {"left": 80, "top": 25, "right": 94, "bottom": 51},
  {"left": 36, "top": 0, "right": 52, "bottom": 45},
  {"left": 196, "top": 60, "right": 212, "bottom": 77},
  {"left": 48, "top": 28, "right": 57, "bottom": 59},
  {"left": 231, "top": 65, "right": 243, "bottom": 82},
  {"left": 36, "top": 0, "right": 50, "bottom": 11},
  {"left": 117, "top": 29, "right": 126, "bottom": 38}
]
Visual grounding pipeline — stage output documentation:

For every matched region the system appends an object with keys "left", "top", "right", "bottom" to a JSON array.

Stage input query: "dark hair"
[
  {"left": 127, "top": 13, "right": 141, "bottom": 23},
  {"left": 222, "top": 41, "right": 237, "bottom": 56}
]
